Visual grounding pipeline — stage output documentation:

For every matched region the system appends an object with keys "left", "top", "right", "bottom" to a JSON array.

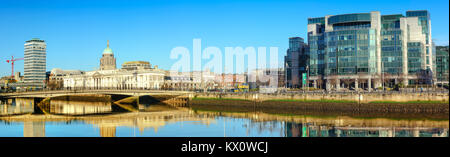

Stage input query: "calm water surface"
[{"left": 0, "top": 97, "right": 448, "bottom": 137}]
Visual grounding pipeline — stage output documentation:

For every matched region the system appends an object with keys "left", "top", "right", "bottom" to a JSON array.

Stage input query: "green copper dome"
[
  {"left": 103, "top": 40, "right": 113, "bottom": 54},
  {"left": 103, "top": 47, "right": 113, "bottom": 54}
]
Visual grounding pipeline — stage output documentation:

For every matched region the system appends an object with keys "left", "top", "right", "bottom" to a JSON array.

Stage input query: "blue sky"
[{"left": 0, "top": 0, "right": 448, "bottom": 76}]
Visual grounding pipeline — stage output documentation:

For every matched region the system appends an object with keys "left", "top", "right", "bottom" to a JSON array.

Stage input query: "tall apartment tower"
[
  {"left": 306, "top": 10, "right": 433, "bottom": 90},
  {"left": 100, "top": 40, "right": 117, "bottom": 70},
  {"left": 24, "top": 38, "right": 46, "bottom": 88},
  {"left": 285, "top": 37, "right": 308, "bottom": 88}
]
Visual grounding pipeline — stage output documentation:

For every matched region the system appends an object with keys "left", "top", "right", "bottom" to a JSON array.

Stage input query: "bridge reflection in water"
[
  {"left": 0, "top": 96, "right": 212, "bottom": 137},
  {"left": 0, "top": 96, "right": 448, "bottom": 137},
  {"left": 0, "top": 98, "right": 35, "bottom": 116}
]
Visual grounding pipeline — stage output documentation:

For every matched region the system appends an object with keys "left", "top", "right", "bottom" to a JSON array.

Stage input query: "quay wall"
[{"left": 192, "top": 92, "right": 449, "bottom": 103}]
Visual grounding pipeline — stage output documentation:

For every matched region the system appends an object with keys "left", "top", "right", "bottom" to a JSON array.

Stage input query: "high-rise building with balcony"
[
  {"left": 306, "top": 10, "right": 433, "bottom": 90},
  {"left": 24, "top": 38, "right": 46, "bottom": 88}
]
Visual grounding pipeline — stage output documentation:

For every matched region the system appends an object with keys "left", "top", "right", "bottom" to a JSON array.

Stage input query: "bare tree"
[
  {"left": 47, "top": 79, "right": 63, "bottom": 90},
  {"left": 382, "top": 72, "right": 392, "bottom": 88},
  {"left": 415, "top": 69, "right": 433, "bottom": 85},
  {"left": 327, "top": 75, "right": 338, "bottom": 90},
  {"left": 341, "top": 78, "right": 353, "bottom": 89},
  {"left": 397, "top": 75, "right": 405, "bottom": 86}
]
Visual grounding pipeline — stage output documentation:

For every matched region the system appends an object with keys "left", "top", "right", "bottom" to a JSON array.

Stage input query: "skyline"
[{"left": 1, "top": 0, "right": 449, "bottom": 77}]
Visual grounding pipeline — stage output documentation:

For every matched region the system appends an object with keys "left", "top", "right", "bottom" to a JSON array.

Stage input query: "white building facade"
[
  {"left": 52, "top": 41, "right": 165, "bottom": 90},
  {"left": 60, "top": 68, "right": 165, "bottom": 90}
]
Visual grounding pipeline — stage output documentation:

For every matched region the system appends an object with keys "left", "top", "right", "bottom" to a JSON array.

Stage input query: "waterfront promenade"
[
  {"left": 193, "top": 91, "right": 449, "bottom": 103},
  {"left": 1, "top": 89, "right": 448, "bottom": 103}
]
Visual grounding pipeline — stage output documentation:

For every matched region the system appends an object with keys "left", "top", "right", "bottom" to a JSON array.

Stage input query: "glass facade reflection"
[
  {"left": 285, "top": 122, "right": 448, "bottom": 137},
  {"left": 306, "top": 10, "right": 433, "bottom": 90}
]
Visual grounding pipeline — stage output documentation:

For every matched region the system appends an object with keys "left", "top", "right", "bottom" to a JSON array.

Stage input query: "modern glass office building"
[
  {"left": 285, "top": 37, "right": 308, "bottom": 88},
  {"left": 435, "top": 46, "right": 449, "bottom": 86},
  {"left": 24, "top": 38, "right": 46, "bottom": 88},
  {"left": 307, "top": 10, "right": 433, "bottom": 90}
]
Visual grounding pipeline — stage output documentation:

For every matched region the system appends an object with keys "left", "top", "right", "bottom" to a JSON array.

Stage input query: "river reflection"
[
  {"left": 0, "top": 97, "right": 448, "bottom": 137},
  {"left": 0, "top": 98, "right": 35, "bottom": 116},
  {"left": 49, "top": 99, "right": 113, "bottom": 115},
  {"left": 284, "top": 122, "right": 448, "bottom": 137}
]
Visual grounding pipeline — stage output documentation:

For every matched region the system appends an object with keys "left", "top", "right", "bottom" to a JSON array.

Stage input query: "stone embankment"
[
  {"left": 190, "top": 92, "right": 449, "bottom": 119},
  {"left": 193, "top": 92, "right": 449, "bottom": 103}
]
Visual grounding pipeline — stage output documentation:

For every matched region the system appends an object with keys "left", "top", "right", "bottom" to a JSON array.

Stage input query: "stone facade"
[
  {"left": 51, "top": 40, "right": 164, "bottom": 90},
  {"left": 100, "top": 40, "right": 116, "bottom": 70}
]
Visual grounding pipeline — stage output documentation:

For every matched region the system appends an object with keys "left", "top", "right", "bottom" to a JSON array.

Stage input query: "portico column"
[{"left": 355, "top": 79, "right": 359, "bottom": 90}]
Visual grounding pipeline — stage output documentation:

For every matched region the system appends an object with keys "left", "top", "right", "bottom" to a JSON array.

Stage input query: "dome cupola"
[{"left": 103, "top": 40, "right": 113, "bottom": 54}]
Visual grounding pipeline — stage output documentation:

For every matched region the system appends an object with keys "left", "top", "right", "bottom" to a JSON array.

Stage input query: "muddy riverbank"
[{"left": 190, "top": 98, "right": 449, "bottom": 120}]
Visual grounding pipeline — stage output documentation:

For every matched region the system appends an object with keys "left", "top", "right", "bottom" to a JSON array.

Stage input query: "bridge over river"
[
  {"left": 0, "top": 89, "right": 194, "bottom": 98},
  {"left": 0, "top": 89, "right": 195, "bottom": 109}
]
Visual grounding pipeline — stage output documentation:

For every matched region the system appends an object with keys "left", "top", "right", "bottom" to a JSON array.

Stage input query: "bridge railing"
[{"left": 0, "top": 88, "right": 197, "bottom": 96}]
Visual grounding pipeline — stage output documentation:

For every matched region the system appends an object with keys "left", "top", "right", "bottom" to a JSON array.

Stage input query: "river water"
[{"left": 0, "top": 97, "right": 448, "bottom": 137}]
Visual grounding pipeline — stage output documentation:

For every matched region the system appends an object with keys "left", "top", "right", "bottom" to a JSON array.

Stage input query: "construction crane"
[{"left": 6, "top": 56, "right": 24, "bottom": 79}]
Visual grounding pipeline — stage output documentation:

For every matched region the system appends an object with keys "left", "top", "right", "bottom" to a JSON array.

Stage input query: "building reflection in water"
[
  {"left": 23, "top": 121, "right": 45, "bottom": 137},
  {"left": 0, "top": 97, "right": 448, "bottom": 137},
  {"left": 99, "top": 126, "right": 116, "bottom": 137},
  {"left": 0, "top": 98, "right": 35, "bottom": 116},
  {"left": 284, "top": 122, "right": 449, "bottom": 137},
  {"left": 90, "top": 112, "right": 215, "bottom": 137},
  {"left": 242, "top": 120, "right": 285, "bottom": 137},
  {"left": 49, "top": 99, "right": 112, "bottom": 115}
]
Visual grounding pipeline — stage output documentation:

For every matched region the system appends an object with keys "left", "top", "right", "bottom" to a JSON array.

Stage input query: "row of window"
[
  {"left": 381, "top": 46, "right": 402, "bottom": 52},
  {"left": 327, "top": 68, "right": 370, "bottom": 74},
  {"left": 326, "top": 34, "right": 372, "bottom": 41},
  {"left": 382, "top": 34, "right": 401, "bottom": 41},
  {"left": 381, "top": 30, "right": 402, "bottom": 35},
  {"left": 326, "top": 29, "right": 371, "bottom": 36},
  {"left": 381, "top": 40, "right": 402, "bottom": 45},
  {"left": 383, "top": 68, "right": 403, "bottom": 74},
  {"left": 381, "top": 21, "right": 400, "bottom": 29},
  {"left": 382, "top": 62, "right": 403, "bottom": 67},
  {"left": 406, "top": 11, "right": 429, "bottom": 17},
  {"left": 333, "top": 22, "right": 371, "bottom": 30},
  {"left": 24, "top": 61, "right": 46, "bottom": 64}
]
